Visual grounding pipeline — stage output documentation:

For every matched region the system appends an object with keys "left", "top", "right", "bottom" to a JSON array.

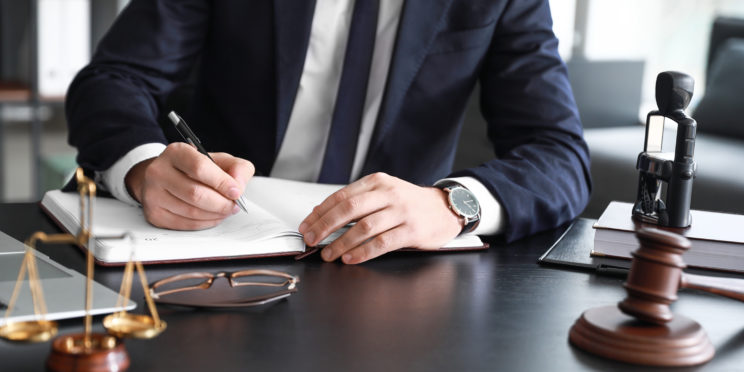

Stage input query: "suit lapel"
[
  {"left": 273, "top": 0, "right": 316, "bottom": 155},
  {"left": 363, "top": 0, "right": 453, "bottom": 173}
]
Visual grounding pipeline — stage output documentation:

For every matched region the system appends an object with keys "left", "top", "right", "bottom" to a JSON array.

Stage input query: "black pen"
[{"left": 167, "top": 111, "right": 249, "bottom": 213}]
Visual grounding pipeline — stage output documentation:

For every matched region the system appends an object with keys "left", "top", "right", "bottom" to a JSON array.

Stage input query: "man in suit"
[{"left": 66, "top": 0, "right": 591, "bottom": 264}]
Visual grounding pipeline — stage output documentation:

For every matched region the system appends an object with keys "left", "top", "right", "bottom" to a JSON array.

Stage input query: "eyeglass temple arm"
[
  {"left": 231, "top": 269, "right": 299, "bottom": 289},
  {"left": 149, "top": 272, "right": 215, "bottom": 298}
]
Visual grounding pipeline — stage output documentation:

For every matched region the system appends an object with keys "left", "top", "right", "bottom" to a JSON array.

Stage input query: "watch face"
[{"left": 449, "top": 187, "right": 480, "bottom": 219}]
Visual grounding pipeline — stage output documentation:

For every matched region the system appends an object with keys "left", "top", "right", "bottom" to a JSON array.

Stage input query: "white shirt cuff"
[
  {"left": 435, "top": 176, "right": 505, "bottom": 236},
  {"left": 99, "top": 143, "right": 166, "bottom": 206}
]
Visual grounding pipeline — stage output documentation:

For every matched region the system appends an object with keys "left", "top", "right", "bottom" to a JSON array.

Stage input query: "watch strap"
[{"left": 462, "top": 214, "right": 480, "bottom": 234}]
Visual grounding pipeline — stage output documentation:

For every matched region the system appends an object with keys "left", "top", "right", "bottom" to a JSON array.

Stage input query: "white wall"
[
  {"left": 38, "top": 0, "right": 90, "bottom": 98},
  {"left": 578, "top": 0, "right": 744, "bottom": 112},
  {"left": 549, "top": 0, "right": 577, "bottom": 60}
]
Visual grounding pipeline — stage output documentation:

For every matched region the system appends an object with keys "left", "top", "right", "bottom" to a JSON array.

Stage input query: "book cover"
[{"left": 537, "top": 218, "right": 631, "bottom": 273}]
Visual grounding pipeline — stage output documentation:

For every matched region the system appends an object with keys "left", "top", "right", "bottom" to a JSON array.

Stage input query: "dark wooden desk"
[{"left": 1, "top": 203, "right": 743, "bottom": 371}]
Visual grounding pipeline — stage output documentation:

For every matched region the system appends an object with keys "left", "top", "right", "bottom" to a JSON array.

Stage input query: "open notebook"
[{"left": 41, "top": 177, "right": 486, "bottom": 265}]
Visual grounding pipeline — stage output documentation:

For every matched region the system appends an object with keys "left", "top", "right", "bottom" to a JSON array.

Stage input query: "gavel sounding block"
[{"left": 569, "top": 305, "right": 714, "bottom": 367}]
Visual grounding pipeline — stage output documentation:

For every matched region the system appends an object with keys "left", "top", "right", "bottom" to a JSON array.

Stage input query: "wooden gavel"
[{"left": 618, "top": 228, "right": 744, "bottom": 325}]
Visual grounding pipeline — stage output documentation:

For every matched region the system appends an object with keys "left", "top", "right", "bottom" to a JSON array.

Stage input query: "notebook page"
[
  {"left": 243, "top": 176, "right": 343, "bottom": 230},
  {"left": 41, "top": 190, "right": 302, "bottom": 263}
]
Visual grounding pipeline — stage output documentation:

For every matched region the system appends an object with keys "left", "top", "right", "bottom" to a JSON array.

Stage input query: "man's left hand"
[{"left": 298, "top": 172, "right": 463, "bottom": 264}]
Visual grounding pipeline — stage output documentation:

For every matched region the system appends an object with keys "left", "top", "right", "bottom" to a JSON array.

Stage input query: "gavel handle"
[{"left": 681, "top": 272, "right": 744, "bottom": 302}]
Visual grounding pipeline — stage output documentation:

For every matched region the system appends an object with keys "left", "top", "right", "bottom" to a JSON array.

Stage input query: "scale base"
[
  {"left": 569, "top": 305, "right": 714, "bottom": 367},
  {"left": 46, "top": 333, "right": 129, "bottom": 372}
]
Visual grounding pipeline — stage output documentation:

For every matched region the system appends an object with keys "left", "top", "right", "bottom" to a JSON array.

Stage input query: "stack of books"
[{"left": 592, "top": 201, "right": 744, "bottom": 273}]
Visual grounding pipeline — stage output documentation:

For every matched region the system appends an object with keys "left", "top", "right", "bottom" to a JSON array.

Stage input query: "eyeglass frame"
[{"left": 148, "top": 269, "right": 299, "bottom": 308}]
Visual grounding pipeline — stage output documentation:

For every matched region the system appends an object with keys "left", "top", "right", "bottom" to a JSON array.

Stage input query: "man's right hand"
[{"left": 125, "top": 142, "right": 255, "bottom": 230}]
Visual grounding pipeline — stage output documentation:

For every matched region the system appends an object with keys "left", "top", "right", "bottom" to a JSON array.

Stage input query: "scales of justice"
[{"left": 0, "top": 168, "right": 166, "bottom": 371}]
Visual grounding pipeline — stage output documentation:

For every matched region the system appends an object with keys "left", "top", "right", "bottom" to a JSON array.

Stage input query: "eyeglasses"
[{"left": 148, "top": 269, "right": 299, "bottom": 308}]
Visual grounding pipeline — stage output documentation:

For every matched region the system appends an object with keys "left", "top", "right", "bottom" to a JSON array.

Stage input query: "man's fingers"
[
  {"left": 301, "top": 189, "right": 389, "bottom": 246},
  {"left": 301, "top": 173, "right": 385, "bottom": 225},
  {"left": 151, "top": 150, "right": 237, "bottom": 215},
  {"left": 131, "top": 143, "right": 252, "bottom": 232},
  {"left": 299, "top": 173, "right": 392, "bottom": 241},
  {"left": 320, "top": 209, "right": 401, "bottom": 262},
  {"left": 166, "top": 176, "right": 238, "bottom": 215},
  {"left": 307, "top": 174, "right": 462, "bottom": 264},
  {"left": 167, "top": 143, "right": 242, "bottom": 201},
  {"left": 211, "top": 152, "right": 255, "bottom": 187},
  {"left": 146, "top": 188, "right": 238, "bottom": 221},
  {"left": 144, "top": 205, "right": 225, "bottom": 231},
  {"left": 341, "top": 226, "right": 411, "bottom": 264}
]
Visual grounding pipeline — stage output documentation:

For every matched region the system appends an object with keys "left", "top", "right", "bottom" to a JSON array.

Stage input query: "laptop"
[{"left": 0, "top": 230, "right": 135, "bottom": 326}]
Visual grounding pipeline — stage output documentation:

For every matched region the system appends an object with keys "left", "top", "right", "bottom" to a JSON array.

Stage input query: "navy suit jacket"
[{"left": 66, "top": 0, "right": 591, "bottom": 242}]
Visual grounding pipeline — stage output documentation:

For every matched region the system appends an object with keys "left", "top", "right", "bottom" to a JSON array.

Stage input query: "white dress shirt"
[{"left": 101, "top": 0, "right": 504, "bottom": 236}]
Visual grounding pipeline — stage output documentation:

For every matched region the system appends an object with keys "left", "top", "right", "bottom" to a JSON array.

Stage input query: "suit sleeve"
[
  {"left": 65, "top": 0, "right": 210, "bottom": 172},
  {"left": 451, "top": 0, "right": 592, "bottom": 242}
]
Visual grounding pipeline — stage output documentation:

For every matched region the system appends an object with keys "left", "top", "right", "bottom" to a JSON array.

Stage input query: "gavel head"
[
  {"left": 618, "top": 228, "right": 690, "bottom": 325},
  {"left": 655, "top": 71, "right": 694, "bottom": 115}
]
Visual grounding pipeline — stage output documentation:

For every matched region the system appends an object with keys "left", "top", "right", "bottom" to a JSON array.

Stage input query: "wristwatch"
[{"left": 437, "top": 181, "right": 481, "bottom": 234}]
